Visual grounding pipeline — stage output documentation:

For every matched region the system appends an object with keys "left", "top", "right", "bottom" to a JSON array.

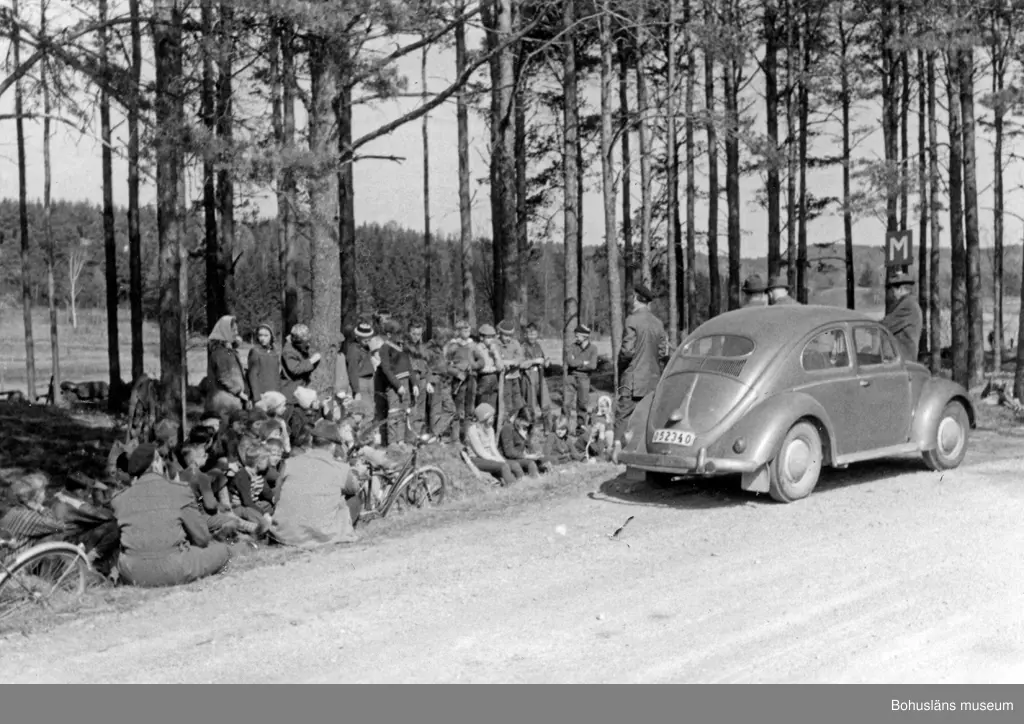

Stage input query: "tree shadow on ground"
[
  {"left": 591, "top": 455, "right": 950, "bottom": 512},
  {"left": 0, "top": 401, "right": 120, "bottom": 512}
]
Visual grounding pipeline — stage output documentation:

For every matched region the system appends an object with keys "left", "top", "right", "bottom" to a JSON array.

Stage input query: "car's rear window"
[{"left": 679, "top": 335, "right": 756, "bottom": 358}]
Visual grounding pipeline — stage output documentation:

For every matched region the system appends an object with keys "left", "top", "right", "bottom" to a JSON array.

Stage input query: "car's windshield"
[{"left": 678, "top": 334, "right": 755, "bottom": 359}]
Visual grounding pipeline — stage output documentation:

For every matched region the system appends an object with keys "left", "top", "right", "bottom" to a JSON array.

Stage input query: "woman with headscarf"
[
  {"left": 205, "top": 315, "right": 248, "bottom": 418},
  {"left": 280, "top": 323, "right": 321, "bottom": 402},
  {"left": 247, "top": 322, "right": 281, "bottom": 401}
]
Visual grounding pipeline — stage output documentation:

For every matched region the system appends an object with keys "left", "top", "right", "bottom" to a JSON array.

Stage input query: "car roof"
[{"left": 691, "top": 304, "right": 877, "bottom": 348}]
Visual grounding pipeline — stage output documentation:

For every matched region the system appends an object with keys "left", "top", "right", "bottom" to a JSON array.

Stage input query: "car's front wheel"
[
  {"left": 769, "top": 421, "right": 823, "bottom": 503},
  {"left": 922, "top": 400, "right": 969, "bottom": 471}
]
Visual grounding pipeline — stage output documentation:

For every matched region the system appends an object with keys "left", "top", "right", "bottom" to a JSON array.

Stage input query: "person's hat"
[
  {"left": 496, "top": 320, "right": 515, "bottom": 335},
  {"left": 633, "top": 283, "right": 656, "bottom": 303},
  {"left": 887, "top": 272, "right": 915, "bottom": 288},
  {"left": 126, "top": 443, "right": 159, "bottom": 477},
  {"left": 289, "top": 323, "right": 311, "bottom": 343},
  {"left": 311, "top": 419, "right": 344, "bottom": 445},
  {"left": 478, "top": 324, "right": 496, "bottom": 337},
  {"left": 475, "top": 403, "right": 495, "bottom": 420},
  {"left": 575, "top": 323, "right": 591, "bottom": 335},
  {"left": 742, "top": 274, "right": 766, "bottom": 294},
  {"left": 766, "top": 275, "right": 790, "bottom": 291},
  {"left": 354, "top": 322, "right": 374, "bottom": 339},
  {"left": 293, "top": 386, "right": 318, "bottom": 409}
]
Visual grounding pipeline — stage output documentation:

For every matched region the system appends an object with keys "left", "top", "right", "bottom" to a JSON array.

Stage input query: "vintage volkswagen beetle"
[{"left": 619, "top": 304, "right": 975, "bottom": 503}]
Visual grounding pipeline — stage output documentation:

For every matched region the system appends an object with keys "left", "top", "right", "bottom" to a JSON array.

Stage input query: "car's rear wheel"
[
  {"left": 769, "top": 421, "right": 823, "bottom": 503},
  {"left": 922, "top": 401, "right": 969, "bottom": 471}
]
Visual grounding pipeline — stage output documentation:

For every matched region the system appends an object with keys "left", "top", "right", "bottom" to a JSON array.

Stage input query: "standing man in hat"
[
  {"left": 475, "top": 324, "right": 504, "bottom": 415},
  {"left": 496, "top": 319, "right": 526, "bottom": 424},
  {"left": 741, "top": 274, "right": 768, "bottom": 308},
  {"left": 564, "top": 323, "right": 598, "bottom": 434},
  {"left": 405, "top": 320, "right": 440, "bottom": 439},
  {"left": 444, "top": 320, "right": 485, "bottom": 442},
  {"left": 767, "top": 275, "right": 800, "bottom": 306},
  {"left": 614, "top": 284, "right": 668, "bottom": 459},
  {"left": 346, "top": 322, "right": 376, "bottom": 403},
  {"left": 882, "top": 273, "right": 923, "bottom": 362}
]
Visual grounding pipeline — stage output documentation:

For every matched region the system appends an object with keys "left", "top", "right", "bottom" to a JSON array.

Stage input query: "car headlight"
[{"left": 732, "top": 437, "right": 746, "bottom": 454}]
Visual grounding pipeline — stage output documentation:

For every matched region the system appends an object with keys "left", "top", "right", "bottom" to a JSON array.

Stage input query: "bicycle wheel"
[
  {"left": 0, "top": 545, "right": 89, "bottom": 622},
  {"left": 384, "top": 465, "right": 448, "bottom": 516}
]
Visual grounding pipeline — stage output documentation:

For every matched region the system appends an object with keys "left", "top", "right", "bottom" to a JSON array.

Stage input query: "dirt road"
[{"left": 2, "top": 432, "right": 1024, "bottom": 684}]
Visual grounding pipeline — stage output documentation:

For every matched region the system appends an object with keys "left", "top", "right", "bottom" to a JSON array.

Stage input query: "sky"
[{"left": 2, "top": 2, "right": 1023, "bottom": 264}]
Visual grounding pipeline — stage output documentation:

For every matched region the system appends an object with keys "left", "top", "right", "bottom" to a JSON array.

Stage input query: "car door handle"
[{"left": 859, "top": 379, "right": 871, "bottom": 387}]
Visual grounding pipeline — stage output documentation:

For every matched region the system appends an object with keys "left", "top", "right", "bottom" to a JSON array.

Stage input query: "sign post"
[{"left": 885, "top": 230, "right": 913, "bottom": 267}]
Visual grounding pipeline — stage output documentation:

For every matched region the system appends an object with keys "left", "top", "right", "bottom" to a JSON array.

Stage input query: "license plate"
[{"left": 652, "top": 428, "right": 695, "bottom": 446}]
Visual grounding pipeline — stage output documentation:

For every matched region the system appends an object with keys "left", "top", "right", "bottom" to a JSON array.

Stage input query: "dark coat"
[
  {"left": 882, "top": 294, "right": 923, "bottom": 362},
  {"left": 280, "top": 337, "right": 316, "bottom": 401},
  {"left": 618, "top": 305, "right": 668, "bottom": 399},
  {"left": 247, "top": 344, "right": 281, "bottom": 401},
  {"left": 208, "top": 342, "right": 246, "bottom": 398}
]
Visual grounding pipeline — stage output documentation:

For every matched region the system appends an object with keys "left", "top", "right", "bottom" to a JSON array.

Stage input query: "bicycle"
[
  {"left": 0, "top": 533, "right": 91, "bottom": 623},
  {"left": 350, "top": 419, "right": 450, "bottom": 524}
]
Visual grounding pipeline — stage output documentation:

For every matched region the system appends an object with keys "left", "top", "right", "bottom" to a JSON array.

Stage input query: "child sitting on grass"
[
  {"left": 227, "top": 438, "right": 274, "bottom": 535},
  {"left": 498, "top": 409, "right": 545, "bottom": 476},
  {"left": 178, "top": 438, "right": 257, "bottom": 540},
  {"left": 543, "top": 415, "right": 587, "bottom": 466}
]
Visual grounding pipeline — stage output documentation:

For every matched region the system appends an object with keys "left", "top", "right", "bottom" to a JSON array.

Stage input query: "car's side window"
[
  {"left": 801, "top": 328, "right": 851, "bottom": 372},
  {"left": 854, "top": 326, "right": 898, "bottom": 367}
]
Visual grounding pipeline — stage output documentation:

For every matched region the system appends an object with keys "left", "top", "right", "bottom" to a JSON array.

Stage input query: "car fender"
[
  {"left": 621, "top": 393, "right": 655, "bottom": 454},
  {"left": 709, "top": 391, "right": 837, "bottom": 468},
  {"left": 911, "top": 378, "right": 976, "bottom": 450}
]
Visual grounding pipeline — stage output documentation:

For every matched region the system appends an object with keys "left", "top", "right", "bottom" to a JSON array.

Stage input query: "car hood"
[{"left": 646, "top": 370, "right": 751, "bottom": 445}]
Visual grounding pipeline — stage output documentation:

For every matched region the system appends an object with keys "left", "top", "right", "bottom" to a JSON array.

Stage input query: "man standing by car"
[
  {"left": 741, "top": 274, "right": 768, "bottom": 308},
  {"left": 767, "top": 275, "right": 800, "bottom": 306},
  {"left": 882, "top": 273, "right": 923, "bottom": 362},
  {"left": 613, "top": 284, "right": 668, "bottom": 462}
]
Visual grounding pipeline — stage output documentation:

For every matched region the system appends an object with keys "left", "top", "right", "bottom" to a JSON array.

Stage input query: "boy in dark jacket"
[
  {"left": 247, "top": 323, "right": 281, "bottom": 401},
  {"left": 563, "top": 324, "right": 598, "bottom": 435},
  {"left": 498, "top": 410, "right": 545, "bottom": 476},
  {"left": 371, "top": 322, "right": 418, "bottom": 448}
]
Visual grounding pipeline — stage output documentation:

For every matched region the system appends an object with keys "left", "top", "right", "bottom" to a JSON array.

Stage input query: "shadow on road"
[{"left": 591, "top": 455, "right": 950, "bottom": 511}]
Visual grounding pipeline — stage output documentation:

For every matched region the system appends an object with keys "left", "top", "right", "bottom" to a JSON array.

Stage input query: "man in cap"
[
  {"left": 564, "top": 323, "right": 598, "bottom": 434},
  {"left": 767, "top": 275, "right": 800, "bottom": 306},
  {"left": 109, "top": 443, "right": 230, "bottom": 588},
  {"left": 346, "top": 321, "right": 376, "bottom": 403},
  {"left": 741, "top": 274, "right": 768, "bottom": 308},
  {"left": 495, "top": 319, "right": 527, "bottom": 424},
  {"left": 881, "top": 272, "right": 923, "bottom": 362},
  {"left": 444, "top": 320, "right": 486, "bottom": 442},
  {"left": 373, "top": 320, "right": 418, "bottom": 448},
  {"left": 475, "top": 324, "right": 504, "bottom": 418},
  {"left": 614, "top": 284, "right": 669, "bottom": 459},
  {"left": 270, "top": 419, "right": 362, "bottom": 548}
]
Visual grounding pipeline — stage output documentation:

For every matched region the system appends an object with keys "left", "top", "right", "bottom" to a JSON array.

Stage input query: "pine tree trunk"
[
  {"left": 13, "top": 0, "right": 36, "bottom": 400},
  {"left": 154, "top": 0, "right": 186, "bottom": 424},
  {"left": 307, "top": 36, "right": 343, "bottom": 392},
  {"left": 881, "top": 0, "right": 899, "bottom": 311},
  {"left": 456, "top": 2, "right": 477, "bottom": 327},
  {"left": 666, "top": 0, "right": 680, "bottom": 342},
  {"left": 41, "top": 2, "right": 60, "bottom": 407},
  {"left": 796, "top": 13, "right": 809, "bottom": 304},
  {"left": 600, "top": 1, "right": 623, "bottom": 395},
  {"left": 99, "top": 0, "right": 120, "bottom": 406},
  {"left": 216, "top": 0, "right": 235, "bottom": 316},
  {"left": 784, "top": 0, "right": 797, "bottom": 293},
  {"left": 422, "top": 45, "right": 434, "bottom": 337},
  {"left": 636, "top": 23, "right": 654, "bottom": 289},
  {"left": 514, "top": 25, "right": 529, "bottom": 329},
  {"left": 281, "top": 19, "right": 298, "bottom": 333},
  {"left": 898, "top": 1, "right": 910, "bottom": 232},
  {"left": 723, "top": 0, "right": 742, "bottom": 311},
  {"left": 839, "top": 5, "right": 854, "bottom": 310},
  {"left": 338, "top": 52, "right": 358, "bottom": 332},
  {"left": 959, "top": 48, "right": 984, "bottom": 387},
  {"left": 992, "top": 37, "right": 1005, "bottom": 376},
  {"left": 917, "top": 49, "right": 929, "bottom": 360},
  {"left": 128, "top": 0, "right": 144, "bottom": 381},
  {"left": 684, "top": 0, "right": 697, "bottom": 332},
  {"left": 927, "top": 52, "right": 942, "bottom": 375},
  {"left": 704, "top": 18, "right": 720, "bottom": 318},
  {"left": 945, "top": 55, "right": 969, "bottom": 389},
  {"left": 764, "top": 0, "right": 782, "bottom": 280},
  {"left": 618, "top": 41, "right": 634, "bottom": 319},
  {"left": 202, "top": 0, "right": 221, "bottom": 332},
  {"left": 563, "top": 0, "right": 581, "bottom": 366}
]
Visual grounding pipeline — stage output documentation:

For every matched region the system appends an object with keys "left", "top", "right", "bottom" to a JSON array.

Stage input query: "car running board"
[{"left": 832, "top": 442, "right": 919, "bottom": 468}]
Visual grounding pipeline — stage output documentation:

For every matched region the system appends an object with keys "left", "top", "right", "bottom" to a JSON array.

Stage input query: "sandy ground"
[{"left": 2, "top": 431, "right": 1023, "bottom": 684}]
